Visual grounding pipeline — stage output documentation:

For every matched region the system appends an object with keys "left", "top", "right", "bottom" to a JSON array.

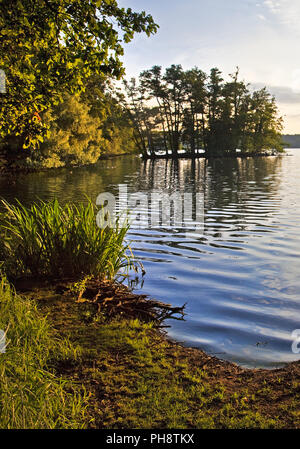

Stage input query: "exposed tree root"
[{"left": 56, "top": 278, "right": 185, "bottom": 326}]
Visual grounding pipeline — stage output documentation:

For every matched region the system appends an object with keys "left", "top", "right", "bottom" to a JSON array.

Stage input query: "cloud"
[
  {"left": 251, "top": 82, "right": 300, "bottom": 104},
  {"left": 263, "top": 0, "right": 300, "bottom": 32},
  {"left": 264, "top": 0, "right": 281, "bottom": 14}
]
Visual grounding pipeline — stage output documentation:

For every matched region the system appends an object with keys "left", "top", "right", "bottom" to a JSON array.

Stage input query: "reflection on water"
[{"left": 1, "top": 151, "right": 300, "bottom": 368}]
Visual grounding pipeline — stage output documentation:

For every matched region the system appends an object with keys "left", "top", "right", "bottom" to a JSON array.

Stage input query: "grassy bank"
[
  {"left": 0, "top": 277, "right": 88, "bottom": 428},
  {"left": 19, "top": 283, "right": 300, "bottom": 429}
]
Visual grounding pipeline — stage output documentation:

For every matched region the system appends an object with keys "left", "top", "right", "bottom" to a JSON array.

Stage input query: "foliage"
[
  {"left": 78, "top": 74, "right": 137, "bottom": 157},
  {"left": 0, "top": 0, "right": 158, "bottom": 149},
  {"left": 42, "top": 294, "right": 291, "bottom": 429},
  {"left": 125, "top": 66, "right": 284, "bottom": 157},
  {"left": 1, "top": 76, "right": 138, "bottom": 168},
  {"left": 0, "top": 198, "right": 138, "bottom": 280},
  {"left": 0, "top": 276, "right": 88, "bottom": 428},
  {"left": 37, "top": 94, "right": 104, "bottom": 167}
]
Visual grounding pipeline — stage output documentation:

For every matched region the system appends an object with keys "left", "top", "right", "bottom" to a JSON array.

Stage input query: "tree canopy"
[{"left": 0, "top": 0, "right": 158, "bottom": 148}]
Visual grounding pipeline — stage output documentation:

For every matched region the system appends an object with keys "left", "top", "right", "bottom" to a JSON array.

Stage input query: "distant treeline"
[
  {"left": 124, "top": 65, "right": 284, "bottom": 158},
  {"left": 282, "top": 135, "right": 300, "bottom": 148}
]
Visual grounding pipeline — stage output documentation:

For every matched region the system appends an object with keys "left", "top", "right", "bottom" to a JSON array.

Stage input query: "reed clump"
[{"left": 0, "top": 198, "right": 137, "bottom": 281}]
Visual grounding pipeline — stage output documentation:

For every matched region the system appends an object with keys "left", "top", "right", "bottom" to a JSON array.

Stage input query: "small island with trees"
[{"left": 125, "top": 65, "right": 284, "bottom": 159}]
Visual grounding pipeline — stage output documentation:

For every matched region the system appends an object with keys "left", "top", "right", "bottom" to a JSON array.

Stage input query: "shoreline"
[
  {"left": 0, "top": 152, "right": 135, "bottom": 176},
  {"left": 141, "top": 150, "right": 287, "bottom": 160},
  {"left": 17, "top": 278, "right": 300, "bottom": 429},
  {"left": 0, "top": 150, "right": 290, "bottom": 177}
]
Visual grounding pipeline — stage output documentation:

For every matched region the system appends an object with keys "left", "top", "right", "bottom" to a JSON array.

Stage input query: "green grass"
[
  {"left": 83, "top": 320, "right": 278, "bottom": 429},
  {"left": 0, "top": 198, "right": 137, "bottom": 280},
  {"left": 0, "top": 276, "right": 88, "bottom": 429},
  {"left": 40, "top": 294, "right": 282, "bottom": 429}
]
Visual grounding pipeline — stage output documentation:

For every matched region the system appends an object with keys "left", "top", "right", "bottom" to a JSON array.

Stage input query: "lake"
[{"left": 1, "top": 149, "right": 300, "bottom": 368}]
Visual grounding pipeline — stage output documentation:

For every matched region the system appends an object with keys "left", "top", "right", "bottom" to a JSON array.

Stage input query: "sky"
[{"left": 118, "top": 0, "right": 300, "bottom": 134}]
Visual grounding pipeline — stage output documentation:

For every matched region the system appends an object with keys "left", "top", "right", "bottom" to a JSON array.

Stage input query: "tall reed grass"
[
  {"left": 0, "top": 276, "right": 88, "bottom": 428},
  {"left": 0, "top": 198, "right": 137, "bottom": 280}
]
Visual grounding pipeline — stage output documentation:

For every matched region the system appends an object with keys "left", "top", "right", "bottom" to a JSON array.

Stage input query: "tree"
[
  {"left": 139, "top": 65, "right": 186, "bottom": 156},
  {"left": 139, "top": 66, "right": 171, "bottom": 154},
  {"left": 163, "top": 64, "right": 185, "bottom": 156},
  {"left": 247, "top": 88, "right": 283, "bottom": 152},
  {"left": 123, "top": 77, "right": 151, "bottom": 156},
  {"left": 37, "top": 93, "right": 104, "bottom": 167},
  {"left": 181, "top": 67, "right": 207, "bottom": 154},
  {"left": 0, "top": 0, "right": 158, "bottom": 148},
  {"left": 206, "top": 68, "right": 224, "bottom": 155},
  {"left": 30, "top": 77, "right": 137, "bottom": 168},
  {"left": 125, "top": 65, "right": 284, "bottom": 157}
]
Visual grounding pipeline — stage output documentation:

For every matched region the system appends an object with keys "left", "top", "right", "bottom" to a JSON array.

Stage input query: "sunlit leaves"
[{"left": 0, "top": 0, "right": 158, "bottom": 149}]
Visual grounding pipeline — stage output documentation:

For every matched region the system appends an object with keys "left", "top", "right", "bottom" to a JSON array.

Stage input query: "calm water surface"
[{"left": 1, "top": 150, "right": 300, "bottom": 368}]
